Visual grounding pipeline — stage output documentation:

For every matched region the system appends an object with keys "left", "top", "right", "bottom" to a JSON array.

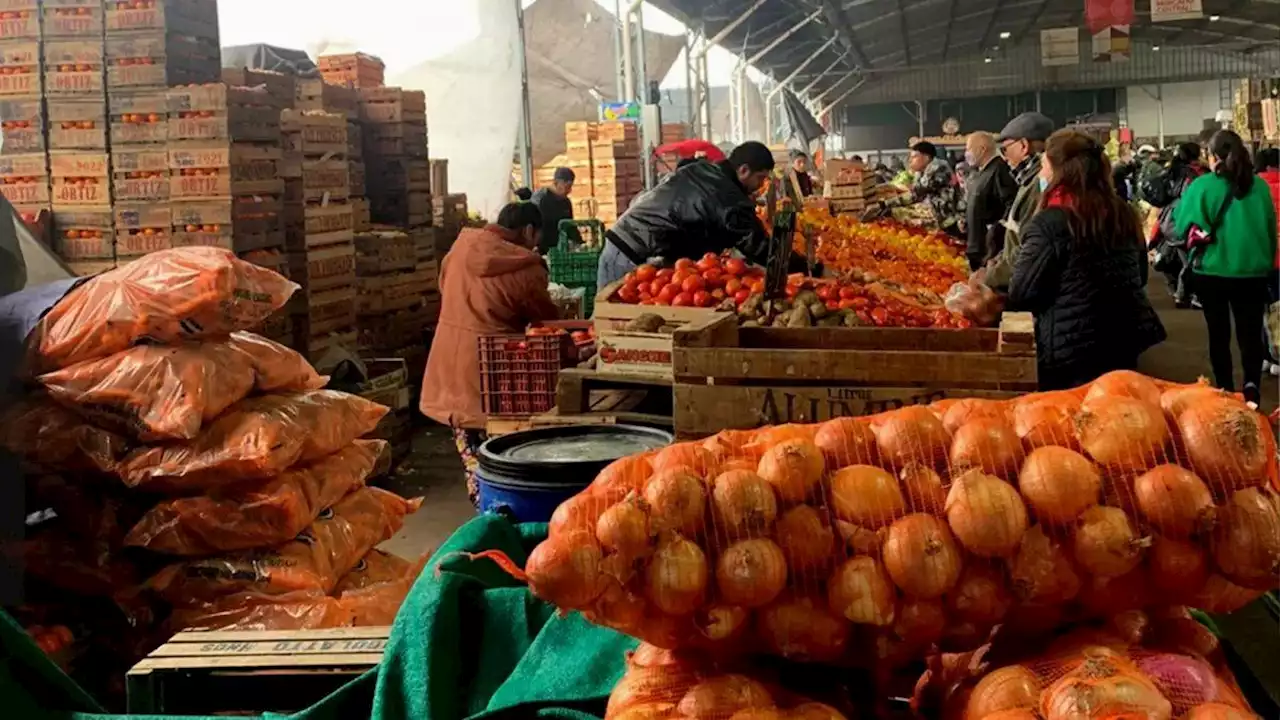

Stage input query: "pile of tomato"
[
  {"left": 786, "top": 276, "right": 973, "bottom": 329},
  {"left": 615, "top": 253, "right": 767, "bottom": 308}
]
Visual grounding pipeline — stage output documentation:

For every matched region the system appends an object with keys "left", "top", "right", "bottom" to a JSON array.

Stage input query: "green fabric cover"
[{"left": 0, "top": 515, "right": 635, "bottom": 720}]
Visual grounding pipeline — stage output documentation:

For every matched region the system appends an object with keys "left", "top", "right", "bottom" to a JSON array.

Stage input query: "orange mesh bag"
[
  {"left": 605, "top": 642, "right": 854, "bottom": 719},
  {"left": 29, "top": 246, "right": 298, "bottom": 372},
  {"left": 0, "top": 398, "right": 127, "bottom": 473},
  {"left": 118, "top": 390, "right": 389, "bottom": 492},
  {"left": 168, "top": 591, "right": 353, "bottom": 633},
  {"left": 147, "top": 487, "right": 422, "bottom": 605},
  {"left": 334, "top": 549, "right": 428, "bottom": 626},
  {"left": 506, "top": 370, "right": 1278, "bottom": 666},
  {"left": 125, "top": 439, "right": 388, "bottom": 555},
  {"left": 37, "top": 332, "right": 326, "bottom": 442}
]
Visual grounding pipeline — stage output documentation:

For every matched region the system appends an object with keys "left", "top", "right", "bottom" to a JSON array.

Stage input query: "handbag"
[{"left": 1185, "top": 193, "right": 1233, "bottom": 253}]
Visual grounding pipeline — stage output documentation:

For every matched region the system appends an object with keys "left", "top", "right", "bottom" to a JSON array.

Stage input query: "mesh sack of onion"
[
  {"left": 911, "top": 606, "right": 1261, "bottom": 720},
  {"left": 488, "top": 370, "right": 1278, "bottom": 666}
]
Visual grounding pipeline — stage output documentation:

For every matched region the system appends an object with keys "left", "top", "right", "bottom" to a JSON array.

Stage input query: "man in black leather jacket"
[{"left": 597, "top": 141, "right": 815, "bottom": 287}]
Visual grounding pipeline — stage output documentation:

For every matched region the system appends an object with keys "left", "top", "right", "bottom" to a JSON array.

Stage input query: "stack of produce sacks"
[
  {"left": 519, "top": 370, "right": 1277, "bottom": 679},
  {"left": 3, "top": 247, "right": 424, "bottom": 637}
]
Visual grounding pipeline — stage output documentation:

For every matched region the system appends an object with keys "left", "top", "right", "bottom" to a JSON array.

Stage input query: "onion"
[
  {"left": 830, "top": 465, "right": 906, "bottom": 529},
  {"left": 1185, "top": 573, "right": 1264, "bottom": 614},
  {"left": 947, "top": 562, "right": 1012, "bottom": 626},
  {"left": 900, "top": 464, "right": 947, "bottom": 515},
  {"left": 945, "top": 470, "right": 1028, "bottom": 558},
  {"left": 875, "top": 405, "right": 951, "bottom": 468},
  {"left": 1178, "top": 397, "right": 1272, "bottom": 493},
  {"left": 1009, "top": 525, "right": 1081, "bottom": 603},
  {"left": 589, "top": 579, "right": 647, "bottom": 633},
  {"left": 711, "top": 470, "right": 779, "bottom": 538},
  {"left": 814, "top": 417, "right": 880, "bottom": 469},
  {"left": 1108, "top": 609, "right": 1151, "bottom": 645},
  {"left": 644, "top": 469, "right": 707, "bottom": 536},
  {"left": 1137, "top": 653, "right": 1219, "bottom": 714},
  {"left": 755, "top": 423, "right": 818, "bottom": 446},
  {"left": 756, "top": 595, "right": 850, "bottom": 662},
  {"left": 942, "top": 398, "right": 1010, "bottom": 434},
  {"left": 827, "top": 556, "right": 896, "bottom": 625},
  {"left": 949, "top": 418, "right": 1025, "bottom": 481},
  {"left": 1102, "top": 472, "right": 1142, "bottom": 516},
  {"left": 1211, "top": 487, "right": 1280, "bottom": 590},
  {"left": 977, "top": 710, "right": 1040, "bottom": 720},
  {"left": 1041, "top": 648, "right": 1173, "bottom": 720},
  {"left": 727, "top": 710, "right": 784, "bottom": 720},
  {"left": 966, "top": 665, "right": 1041, "bottom": 719},
  {"left": 595, "top": 455, "right": 654, "bottom": 494},
  {"left": 627, "top": 642, "right": 684, "bottom": 668},
  {"left": 597, "top": 495, "right": 654, "bottom": 560},
  {"left": 651, "top": 443, "right": 719, "bottom": 477},
  {"left": 789, "top": 703, "right": 848, "bottom": 720},
  {"left": 1181, "top": 704, "right": 1257, "bottom": 720},
  {"left": 610, "top": 702, "right": 678, "bottom": 720},
  {"left": 835, "top": 520, "right": 883, "bottom": 558},
  {"left": 775, "top": 505, "right": 837, "bottom": 574},
  {"left": 606, "top": 664, "right": 695, "bottom": 716},
  {"left": 756, "top": 439, "right": 826, "bottom": 504},
  {"left": 1134, "top": 465, "right": 1218, "bottom": 538},
  {"left": 696, "top": 604, "right": 749, "bottom": 642},
  {"left": 644, "top": 533, "right": 708, "bottom": 615},
  {"left": 1086, "top": 369, "right": 1163, "bottom": 407},
  {"left": 526, "top": 531, "right": 606, "bottom": 609},
  {"left": 1161, "top": 383, "right": 1228, "bottom": 420},
  {"left": 1075, "top": 395, "right": 1170, "bottom": 472},
  {"left": 1074, "top": 506, "right": 1149, "bottom": 578},
  {"left": 1018, "top": 446, "right": 1102, "bottom": 525},
  {"left": 893, "top": 598, "right": 947, "bottom": 647},
  {"left": 550, "top": 493, "right": 610, "bottom": 536},
  {"left": 677, "top": 674, "right": 775, "bottom": 720},
  {"left": 716, "top": 538, "right": 788, "bottom": 609},
  {"left": 1013, "top": 391, "right": 1081, "bottom": 450},
  {"left": 1080, "top": 566, "right": 1151, "bottom": 617},
  {"left": 1149, "top": 536, "right": 1210, "bottom": 598},
  {"left": 883, "top": 513, "right": 963, "bottom": 599},
  {"left": 637, "top": 611, "right": 695, "bottom": 649}
]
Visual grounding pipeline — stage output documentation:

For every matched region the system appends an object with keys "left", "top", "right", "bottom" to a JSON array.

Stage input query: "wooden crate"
[
  {"left": 169, "top": 141, "right": 283, "bottom": 198},
  {"left": 346, "top": 120, "right": 362, "bottom": 158},
  {"left": 166, "top": 84, "right": 279, "bottom": 142},
  {"left": 358, "top": 86, "right": 425, "bottom": 123},
  {"left": 428, "top": 158, "right": 447, "bottom": 195},
  {"left": 0, "top": 2, "right": 37, "bottom": 40},
  {"left": 126, "top": 628, "right": 387, "bottom": 715},
  {"left": 282, "top": 158, "right": 350, "bottom": 203},
  {"left": 52, "top": 208, "right": 114, "bottom": 261},
  {"left": 106, "top": 30, "right": 221, "bottom": 89},
  {"left": 591, "top": 138, "right": 639, "bottom": 159},
  {"left": 348, "top": 160, "right": 365, "bottom": 197},
  {"left": 0, "top": 40, "right": 39, "bottom": 96},
  {"left": 0, "top": 98, "right": 43, "bottom": 153},
  {"left": 295, "top": 77, "right": 358, "bottom": 120},
  {"left": 240, "top": 247, "right": 288, "bottom": 279},
  {"left": 564, "top": 120, "right": 597, "bottom": 144},
  {"left": 43, "top": 39, "right": 104, "bottom": 96},
  {"left": 65, "top": 258, "right": 115, "bottom": 276},
  {"left": 355, "top": 230, "right": 415, "bottom": 274},
  {"left": 292, "top": 285, "right": 357, "bottom": 337},
  {"left": 281, "top": 109, "right": 347, "bottom": 156},
  {"left": 370, "top": 190, "right": 429, "bottom": 228},
  {"left": 105, "top": 0, "right": 219, "bottom": 36},
  {"left": 49, "top": 151, "right": 109, "bottom": 206},
  {"left": 356, "top": 267, "right": 435, "bottom": 315},
  {"left": 47, "top": 98, "right": 107, "bottom": 150},
  {"left": 591, "top": 281, "right": 727, "bottom": 379},
  {"left": 596, "top": 120, "right": 637, "bottom": 142},
  {"left": 319, "top": 52, "right": 385, "bottom": 89},
  {"left": 351, "top": 196, "right": 370, "bottom": 232},
  {"left": 283, "top": 200, "right": 354, "bottom": 250},
  {"left": 112, "top": 146, "right": 168, "bottom": 201},
  {"left": 368, "top": 158, "right": 429, "bottom": 192},
  {"left": 41, "top": 1, "right": 103, "bottom": 38},
  {"left": 114, "top": 203, "right": 172, "bottom": 257},
  {"left": 221, "top": 67, "right": 295, "bottom": 108},
  {"left": 108, "top": 90, "right": 167, "bottom": 144},
  {"left": 0, "top": 152, "right": 47, "bottom": 204},
  {"left": 171, "top": 196, "right": 282, "bottom": 252},
  {"left": 670, "top": 312, "right": 1038, "bottom": 438},
  {"left": 288, "top": 241, "right": 355, "bottom": 292}
]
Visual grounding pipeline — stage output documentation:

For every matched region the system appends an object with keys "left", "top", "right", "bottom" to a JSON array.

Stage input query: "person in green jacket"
[{"left": 1174, "top": 130, "right": 1279, "bottom": 406}]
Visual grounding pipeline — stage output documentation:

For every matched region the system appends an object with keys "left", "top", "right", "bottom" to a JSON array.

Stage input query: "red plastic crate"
[{"left": 478, "top": 334, "right": 562, "bottom": 416}]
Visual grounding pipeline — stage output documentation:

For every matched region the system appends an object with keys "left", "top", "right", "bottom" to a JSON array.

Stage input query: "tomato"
[
  {"left": 671, "top": 269, "right": 690, "bottom": 286},
  {"left": 733, "top": 289, "right": 752, "bottom": 304},
  {"left": 639, "top": 299, "right": 657, "bottom": 305},
  {"left": 693, "top": 290, "right": 713, "bottom": 307},
  {"left": 623, "top": 271, "right": 636, "bottom": 286},
  {"left": 870, "top": 307, "right": 889, "bottom": 326},
  {"left": 657, "top": 285, "right": 678, "bottom": 304},
  {"left": 617, "top": 287, "right": 640, "bottom": 303},
  {"left": 856, "top": 309, "right": 872, "bottom": 324},
  {"left": 838, "top": 286, "right": 859, "bottom": 300},
  {"left": 747, "top": 278, "right": 766, "bottom": 293},
  {"left": 635, "top": 264, "right": 657, "bottom": 282},
  {"left": 639, "top": 291, "right": 653, "bottom": 302},
  {"left": 701, "top": 268, "right": 723, "bottom": 287},
  {"left": 816, "top": 285, "right": 835, "bottom": 301},
  {"left": 838, "top": 298, "right": 858, "bottom": 310},
  {"left": 723, "top": 278, "right": 743, "bottom": 295},
  {"left": 784, "top": 285, "right": 798, "bottom": 299},
  {"left": 674, "top": 258, "right": 695, "bottom": 272},
  {"left": 825, "top": 299, "right": 840, "bottom": 312},
  {"left": 655, "top": 268, "right": 675, "bottom": 281},
  {"left": 672, "top": 292, "right": 693, "bottom": 307},
  {"left": 648, "top": 279, "right": 666, "bottom": 296},
  {"left": 787, "top": 273, "right": 805, "bottom": 287},
  {"left": 710, "top": 288, "right": 726, "bottom": 301},
  {"left": 851, "top": 296, "right": 870, "bottom": 309},
  {"left": 682, "top": 275, "right": 706, "bottom": 293},
  {"left": 724, "top": 258, "right": 747, "bottom": 276},
  {"left": 696, "top": 254, "right": 719, "bottom": 272}
]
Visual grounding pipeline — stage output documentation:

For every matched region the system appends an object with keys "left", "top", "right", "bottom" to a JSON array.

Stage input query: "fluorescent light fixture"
[
  {"left": 1152, "top": 45, "right": 1161, "bottom": 51},
  {"left": 999, "top": 31, "right": 1011, "bottom": 39},
  {"left": 1209, "top": 14, "right": 1220, "bottom": 21},
  {"left": 984, "top": 57, "right": 993, "bottom": 63}
]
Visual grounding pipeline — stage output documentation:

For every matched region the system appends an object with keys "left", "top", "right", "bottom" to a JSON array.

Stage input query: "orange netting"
[
  {"left": 516, "top": 371, "right": 1279, "bottom": 668},
  {"left": 335, "top": 549, "right": 427, "bottom": 626},
  {"left": 0, "top": 399, "right": 127, "bottom": 474},
  {"left": 147, "top": 487, "right": 422, "bottom": 605},
  {"left": 36, "top": 332, "right": 326, "bottom": 442},
  {"left": 29, "top": 247, "right": 297, "bottom": 373},
  {"left": 124, "top": 439, "right": 388, "bottom": 555},
  {"left": 118, "top": 390, "right": 388, "bottom": 493}
]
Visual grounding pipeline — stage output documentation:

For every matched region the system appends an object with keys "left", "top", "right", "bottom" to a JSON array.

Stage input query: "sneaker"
[
  {"left": 1266, "top": 361, "right": 1280, "bottom": 377},
  {"left": 1190, "top": 296, "right": 1203, "bottom": 309},
  {"left": 1243, "top": 382, "right": 1261, "bottom": 408}
]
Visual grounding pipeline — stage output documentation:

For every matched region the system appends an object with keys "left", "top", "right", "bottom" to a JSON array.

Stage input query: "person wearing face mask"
[
  {"left": 1007, "top": 130, "right": 1165, "bottom": 391},
  {"left": 419, "top": 201, "right": 561, "bottom": 507},
  {"left": 962, "top": 131, "right": 1017, "bottom": 272},
  {"left": 980, "top": 112, "right": 1054, "bottom": 291},
  {"left": 1174, "top": 130, "right": 1278, "bottom": 407}
]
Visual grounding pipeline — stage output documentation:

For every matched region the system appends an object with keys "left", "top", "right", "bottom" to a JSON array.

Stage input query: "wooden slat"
[
  {"left": 131, "top": 654, "right": 383, "bottom": 671},
  {"left": 733, "top": 326, "right": 1001, "bottom": 352}
]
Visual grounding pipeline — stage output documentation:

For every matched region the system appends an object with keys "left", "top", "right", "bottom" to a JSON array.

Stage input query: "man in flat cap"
[{"left": 981, "top": 111, "right": 1054, "bottom": 291}]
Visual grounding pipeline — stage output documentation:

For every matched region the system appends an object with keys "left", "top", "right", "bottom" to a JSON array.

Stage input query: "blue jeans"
[{"left": 597, "top": 242, "right": 638, "bottom": 288}]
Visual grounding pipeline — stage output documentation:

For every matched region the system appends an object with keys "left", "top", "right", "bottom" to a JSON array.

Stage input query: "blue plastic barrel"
[{"left": 475, "top": 424, "right": 673, "bottom": 523}]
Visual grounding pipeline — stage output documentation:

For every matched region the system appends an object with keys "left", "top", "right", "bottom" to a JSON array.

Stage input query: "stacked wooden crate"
[
  {"left": 317, "top": 52, "right": 384, "bottom": 90},
  {"left": 822, "top": 158, "right": 879, "bottom": 217},
  {"left": 280, "top": 109, "right": 356, "bottom": 361},
  {"left": 0, "top": 1, "right": 47, "bottom": 228},
  {"left": 656, "top": 122, "right": 687, "bottom": 168},
  {"left": 347, "top": 117, "right": 368, "bottom": 231},
  {"left": 591, "top": 121, "right": 640, "bottom": 226},
  {"left": 354, "top": 227, "right": 433, "bottom": 358},
  {"left": 431, "top": 192, "right": 465, "bottom": 256},
  {"left": 558, "top": 121, "right": 593, "bottom": 191},
  {"left": 360, "top": 87, "right": 428, "bottom": 227}
]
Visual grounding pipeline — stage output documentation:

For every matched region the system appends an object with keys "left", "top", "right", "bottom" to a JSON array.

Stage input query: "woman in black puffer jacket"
[{"left": 1008, "top": 130, "right": 1166, "bottom": 391}]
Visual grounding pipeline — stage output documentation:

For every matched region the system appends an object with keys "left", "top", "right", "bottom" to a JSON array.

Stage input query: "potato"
[
  {"left": 809, "top": 302, "right": 828, "bottom": 320},
  {"left": 793, "top": 290, "right": 819, "bottom": 307},
  {"left": 624, "top": 313, "right": 665, "bottom": 333},
  {"left": 787, "top": 306, "right": 812, "bottom": 327}
]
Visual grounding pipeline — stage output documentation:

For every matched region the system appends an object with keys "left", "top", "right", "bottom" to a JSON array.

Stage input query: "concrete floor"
[{"left": 379, "top": 276, "right": 1279, "bottom": 559}]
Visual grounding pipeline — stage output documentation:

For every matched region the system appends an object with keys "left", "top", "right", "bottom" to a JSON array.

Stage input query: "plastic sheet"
[
  {"left": 125, "top": 439, "right": 388, "bottom": 555},
  {"left": 168, "top": 591, "right": 353, "bottom": 633},
  {"left": 147, "top": 487, "right": 423, "bottom": 605},
  {"left": 945, "top": 281, "right": 1005, "bottom": 327},
  {"left": 335, "top": 549, "right": 426, "bottom": 626},
  {"left": 28, "top": 247, "right": 297, "bottom": 373},
  {"left": 118, "top": 390, "right": 388, "bottom": 492},
  {"left": 516, "top": 372, "right": 1279, "bottom": 667},
  {"left": 0, "top": 398, "right": 127, "bottom": 473}
]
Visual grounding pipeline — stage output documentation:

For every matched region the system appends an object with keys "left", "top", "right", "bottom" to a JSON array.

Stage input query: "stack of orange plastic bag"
[{"left": 5, "top": 248, "right": 424, "bottom": 636}]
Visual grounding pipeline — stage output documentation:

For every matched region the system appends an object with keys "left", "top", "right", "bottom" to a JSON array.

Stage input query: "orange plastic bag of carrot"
[
  {"left": 118, "top": 390, "right": 388, "bottom": 492},
  {"left": 168, "top": 591, "right": 353, "bottom": 633},
  {"left": 0, "top": 398, "right": 127, "bottom": 473},
  {"left": 147, "top": 487, "right": 422, "bottom": 605},
  {"left": 29, "top": 247, "right": 297, "bottom": 373},
  {"left": 335, "top": 549, "right": 428, "bottom": 626},
  {"left": 125, "top": 439, "right": 388, "bottom": 555}
]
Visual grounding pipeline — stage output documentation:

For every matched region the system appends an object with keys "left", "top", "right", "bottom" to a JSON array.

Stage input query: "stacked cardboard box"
[
  {"left": 591, "top": 120, "right": 640, "bottom": 225},
  {"left": 822, "top": 158, "right": 879, "bottom": 217},
  {"left": 318, "top": 52, "right": 384, "bottom": 90},
  {"left": 360, "top": 86, "right": 428, "bottom": 227}
]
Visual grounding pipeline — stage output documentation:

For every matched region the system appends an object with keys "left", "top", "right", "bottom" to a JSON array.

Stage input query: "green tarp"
[{"left": 0, "top": 516, "right": 636, "bottom": 720}]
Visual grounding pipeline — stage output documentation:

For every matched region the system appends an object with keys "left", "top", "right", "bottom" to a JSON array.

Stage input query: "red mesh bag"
[
  {"left": 507, "top": 371, "right": 1278, "bottom": 667},
  {"left": 118, "top": 390, "right": 388, "bottom": 492},
  {"left": 29, "top": 246, "right": 298, "bottom": 372},
  {"left": 147, "top": 487, "right": 422, "bottom": 605},
  {"left": 335, "top": 549, "right": 427, "bottom": 626},
  {"left": 168, "top": 591, "right": 353, "bottom": 633},
  {"left": 0, "top": 399, "right": 127, "bottom": 473},
  {"left": 37, "top": 332, "right": 326, "bottom": 442},
  {"left": 125, "top": 439, "right": 388, "bottom": 555}
]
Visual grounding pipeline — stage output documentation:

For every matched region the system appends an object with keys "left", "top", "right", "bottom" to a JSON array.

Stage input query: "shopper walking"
[
  {"left": 1175, "top": 130, "right": 1279, "bottom": 406},
  {"left": 1008, "top": 130, "right": 1165, "bottom": 391},
  {"left": 982, "top": 112, "right": 1054, "bottom": 292},
  {"left": 1256, "top": 148, "right": 1280, "bottom": 375},
  {"left": 963, "top": 131, "right": 1017, "bottom": 272},
  {"left": 1145, "top": 143, "right": 1206, "bottom": 307}
]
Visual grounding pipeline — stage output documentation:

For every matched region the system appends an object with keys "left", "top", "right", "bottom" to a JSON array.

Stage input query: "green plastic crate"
[{"left": 547, "top": 219, "right": 603, "bottom": 316}]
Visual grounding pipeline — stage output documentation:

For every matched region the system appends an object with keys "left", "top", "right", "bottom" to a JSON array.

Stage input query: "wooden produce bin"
[
  {"left": 0, "top": 1, "right": 38, "bottom": 41},
  {"left": 170, "top": 195, "right": 282, "bottom": 252},
  {"left": 319, "top": 51, "right": 385, "bottom": 89},
  {"left": 43, "top": 39, "right": 105, "bottom": 96},
  {"left": 106, "top": 29, "right": 221, "bottom": 91},
  {"left": 114, "top": 203, "right": 171, "bottom": 260},
  {"left": 49, "top": 150, "right": 109, "bottom": 207},
  {"left": 0, "top": 98, "right": 43, "bottom": 154},
  {"left": 109, "top": 90, "right": 167, "bottom": 144},
  {"left": 669, "top": 312, "right": 1037, "bottom": 438},
  {"left": 41, "top": 0, "right": 103, "bottom": 38},
  {"left": 51, "top": 207, "right": 114, "bottom": 264},
  {"left": 0, "top": 39, "right": 40, "bottom": 97},
  {"left": 0, "top": 152, "right": 49, "bottom": 206},
  {"left": 591, "top": 281, "right": 729, "bottom": 380},
  {"left": 48, "top": 98, "right": 107, "bottom": 150}
]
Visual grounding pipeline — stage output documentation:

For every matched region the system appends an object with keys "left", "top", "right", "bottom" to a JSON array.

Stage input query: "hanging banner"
[
  {"left": 1152, "top": 0, "right": 1203, "bottom": 22},
  {"left": 1085, "top": 0, "right": 1134, "bottom": 33},
  {"left": 1091, "top": 26, "right": 1132, "bottom": 62},
  {"left": 1041, "top": 27, "right": 1081, "bottom": 66}
]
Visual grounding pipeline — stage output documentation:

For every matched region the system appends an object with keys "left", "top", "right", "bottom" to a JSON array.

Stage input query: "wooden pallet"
[
  {"left": 671, "top": 312, "right": 1038, "bottom": 439},
  {"left": 126, "top": 627, "right": 388, "bottom": 715}
]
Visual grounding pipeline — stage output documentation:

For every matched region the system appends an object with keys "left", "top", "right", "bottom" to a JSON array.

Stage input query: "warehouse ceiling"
[{"left": 653, "top": 0, "right": 1280, "bottom": 100}]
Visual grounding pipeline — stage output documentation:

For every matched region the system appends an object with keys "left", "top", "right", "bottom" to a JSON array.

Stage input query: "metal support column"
[
  {"left": 699, "top": 38, "right": 711, "bottom": 138},
  {"left": 764, "top": 36, "right": 838, "bottom": 141},
  {"left": 613, "top": 0, "right": 624, "bottom": 100},
  {"left": 515, "top": 0, "right": 533, "bottom": 188},
  {"left": 685, "top": 30, "right": 695, "bottom": 129},
  {"left": 733, "top": 9, "right": 823, "bottom": 142}
]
